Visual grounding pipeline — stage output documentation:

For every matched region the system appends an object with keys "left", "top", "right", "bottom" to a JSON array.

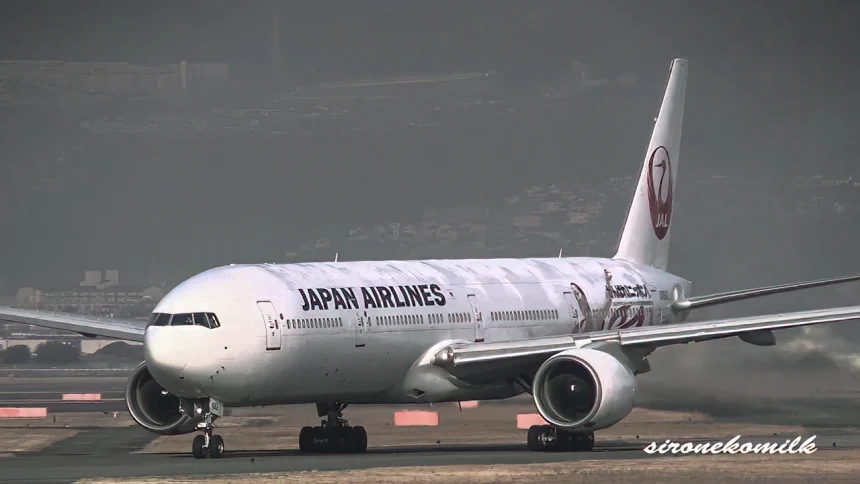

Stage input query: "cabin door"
[
  {"left": 561, "top": 292, "right": 581, "bottom": 333},
  {"left": 257, "top": 301, "right": 281, "bottom": 350},
  {"left": 466, "top": 294, "right": 485, "bottom": 342},
  {"left": 354, "top": 310, "right": 368, "bottom": 347}
]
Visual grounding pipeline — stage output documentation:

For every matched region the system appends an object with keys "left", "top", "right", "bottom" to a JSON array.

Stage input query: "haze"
[{"left": 2, "top": 0, "right": 859, "bottom": 422}]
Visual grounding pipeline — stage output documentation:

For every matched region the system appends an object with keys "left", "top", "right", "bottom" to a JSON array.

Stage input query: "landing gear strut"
[
  {"left": 299, "top": 402, "right": 368, "bottom": 454},
  {"left": 191, "top": 409, "right": 225, "bottom": 459},
  {"left": 527, "top": 425, "right": 594, "bottom": 452}
]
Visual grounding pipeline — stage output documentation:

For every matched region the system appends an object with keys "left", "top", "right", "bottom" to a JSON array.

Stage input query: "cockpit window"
[
  {"left": 170, "top": 313, "right": 194, "bottom": 326},
  {"left": 205, "top": 313, "right": 221, "bottom": 328},
  {"left": 148, "top": 313, "right": 171, "bottom": 327},
  {"left": 147, "top": 312, "right": 221, "bottom": 329},
  {"left": 193, "top": 313, "right": 209, "bottom": 328}
]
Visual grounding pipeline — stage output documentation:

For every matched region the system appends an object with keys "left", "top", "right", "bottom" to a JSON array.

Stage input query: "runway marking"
[
  {"left": 516, "top": 414, "right": 548, "bottom": 429},
  {"left": 63, "top": 394, "right": 102, "bottom": 401},
  {"left": 394, "top": 411, "right": 439, "bottom": 427},
  {"left": 0, "top": 408, "right": 47, "bottom": 418}
]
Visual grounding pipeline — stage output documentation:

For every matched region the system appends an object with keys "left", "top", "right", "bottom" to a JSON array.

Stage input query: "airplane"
[{"left": 4, "top": 58, "right": 860, "bottom": 459}]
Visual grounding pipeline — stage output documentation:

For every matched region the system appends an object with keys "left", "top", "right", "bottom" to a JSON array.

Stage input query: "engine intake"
[
  {"left": 532, "top": 348, "right": 636, "bottom": 431},
  {"left": 125, "top": 362, "right": 202, "bottom": 435}
]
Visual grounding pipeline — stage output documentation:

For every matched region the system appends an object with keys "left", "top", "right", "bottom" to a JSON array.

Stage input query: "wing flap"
[
  {"left": 433, "top": 305, "right": 860, "bottom": 378},
  {"left": 0, "top": 307, "right": 146, "bottom": 342}
]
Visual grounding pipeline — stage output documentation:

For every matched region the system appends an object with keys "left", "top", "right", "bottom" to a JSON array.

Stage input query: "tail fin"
[{"left": 614, "top": 58, "right": 688, "bottom": 271}]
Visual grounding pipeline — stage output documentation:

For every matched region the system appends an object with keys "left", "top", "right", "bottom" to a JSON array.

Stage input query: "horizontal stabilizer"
[{"left": 671, "top": 273, "right": 860, "bottom": 312}]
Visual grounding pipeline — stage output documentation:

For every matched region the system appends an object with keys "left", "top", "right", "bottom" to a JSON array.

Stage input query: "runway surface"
[
  {"left": 0, "top": 377, "right": 128, "bottom": 413},
  {"left": 2, "top": 431, "right": 645, "bottom": 483},
  {"left": 4, "top": 374, "right": 860, "bottom": 483},
  {"left": 5, "top": 426, "right": 860, "bottom": 484}
]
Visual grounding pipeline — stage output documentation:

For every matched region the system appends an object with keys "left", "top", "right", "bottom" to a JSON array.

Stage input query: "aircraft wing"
[
  {"left": 0, "top": 307, "right": 146, "bottom": 342},
  {"left": 433, "top": 305, "right": 860, "bottom": 381},
  {"left": 671, "top": 273, "right": 860, "bottom": 312}
]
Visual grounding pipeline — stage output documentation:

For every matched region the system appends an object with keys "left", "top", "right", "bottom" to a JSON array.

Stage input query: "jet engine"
[
  {"left": 125, "top": 362, "right": 202, "bottom": 435},
  {"left": 531, "top": 348, "right": 636, "bottom": 431}
]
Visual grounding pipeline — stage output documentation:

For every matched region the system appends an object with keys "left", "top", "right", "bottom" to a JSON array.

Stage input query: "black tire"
[
  {"left": 209, "top": 435, "right": 225, "bottom": 458},
  {"left": 299, "top": 426, "right": 314, "bottom": 453},
  {"left": 192, "top": 435, "right": 206, "bottom": 459},
  {"left": 579, "top": 432, "right": 595, "bottom": 452},
  {"left": 527, "top": 425, "right": 543, "bottom": 452},
  {"left": 353, "top": 425, "right": 368, "bottom": 453},
  {"left": 342, "top": 426, "right": 355, "bottom": 453}
]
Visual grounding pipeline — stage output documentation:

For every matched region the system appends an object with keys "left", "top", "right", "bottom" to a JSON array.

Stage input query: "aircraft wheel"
[
  {"left": 299, "top": 426, "right": 314, "bottom": 453},
  {"left": 575, "top": 432, "right": 595, "bottom": 452},
  {"left": 527, "top": 425, "right": 544, "bottom": 451},
  {"left": 209, "top": 435, "right": 225, "bottom": 458},
  {"left": 192, "top": 434, "right": 206, "bottom": 459},
  {"left": 352, "top": 426, "right": 368, "bottom": 453}
]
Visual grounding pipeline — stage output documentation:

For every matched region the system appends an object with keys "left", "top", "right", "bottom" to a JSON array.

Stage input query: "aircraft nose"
[{"left": 144, "top": 327, "right": 187, "bottom": 377}]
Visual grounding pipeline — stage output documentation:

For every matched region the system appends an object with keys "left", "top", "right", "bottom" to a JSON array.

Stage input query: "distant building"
[
  {"left": 15, "top": 271, "right": 164, "bottom": 318},
  {"left": 0, "top": 336, "right": 142, "bottom": 354}
]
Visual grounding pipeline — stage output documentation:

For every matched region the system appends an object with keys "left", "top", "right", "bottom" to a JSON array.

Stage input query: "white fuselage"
[{"left": 144, "top": 257, "right": 691, "bottom": 407}]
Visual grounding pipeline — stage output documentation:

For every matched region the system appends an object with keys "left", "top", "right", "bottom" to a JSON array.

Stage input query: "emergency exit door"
[{"left": 257, "top": 301, "right": 281, "bottom": 350}]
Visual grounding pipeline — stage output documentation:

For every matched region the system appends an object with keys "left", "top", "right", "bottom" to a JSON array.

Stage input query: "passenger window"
[{"left": 170, "top": 313, "right": 193, "bottom": 326}]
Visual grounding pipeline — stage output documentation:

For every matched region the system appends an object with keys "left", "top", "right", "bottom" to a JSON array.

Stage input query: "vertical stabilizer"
[{"left": 614, "top": 58, "right": 688, "bottom": 270}]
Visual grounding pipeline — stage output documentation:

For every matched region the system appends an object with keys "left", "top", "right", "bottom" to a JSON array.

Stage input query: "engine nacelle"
[
  {"left": 125, "top": 362, "right": 202, "bottom": 435},
  {"left": 532, "top": 348, "right": 636, "bottom": 431}
]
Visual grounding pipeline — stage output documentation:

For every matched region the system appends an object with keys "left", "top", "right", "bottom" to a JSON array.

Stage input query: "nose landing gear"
[
  {"left": 299, "top": 402, "right": 368, "bottom": 454},
  {"left": 191, "top": 406, "right": 225, "bottom": 459}
]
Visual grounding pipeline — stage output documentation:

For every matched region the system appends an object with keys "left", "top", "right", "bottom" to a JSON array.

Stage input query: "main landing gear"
[
  {"left": 192, "top": 411, "right": 225, "bottom": 459},
  {"left": 527, "top": 425, "right": 594, "bottom": 452},
  {"left": 299, "top": 402, "right": 368, "bottom": 454}
]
